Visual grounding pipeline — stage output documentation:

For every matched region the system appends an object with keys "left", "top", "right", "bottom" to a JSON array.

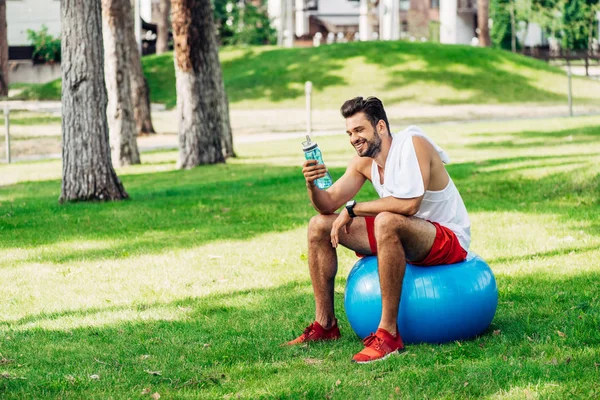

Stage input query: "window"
[
  {"left": 430, "top": 0, "right": 439, "bottom": 9},
  {"left": 400, "top": 0, "right": 409, "bottom": 11}
]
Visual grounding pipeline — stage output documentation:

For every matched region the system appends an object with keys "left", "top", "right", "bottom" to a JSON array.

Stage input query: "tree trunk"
[
  {"left": 156, "top": 0, "right": 171, "bottom": 54},
  {"left": 509, "top": 3, "right": 516, "bottom": 53},
  {"left": 477, "top": 0, "right": 491, "bottom": 47},
  {"left": 0, "top": 0, "right": 9, "bottom": 97},
  {"left": 125, "top": 0, "right": 156, "bottom": 134},
  {"left": 102, "top": 0, "right": 141, "bottom": 166},
  {"left": 60, "top": 0, "right": 128, "bottom": 203},
  {"left": 171, "top": 0, "right": 235, "bottom": 168}
]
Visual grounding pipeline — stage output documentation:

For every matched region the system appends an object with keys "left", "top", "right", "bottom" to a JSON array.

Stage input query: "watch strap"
[{"left": 346, "top": 201, "right": 357, "bottom": 218}]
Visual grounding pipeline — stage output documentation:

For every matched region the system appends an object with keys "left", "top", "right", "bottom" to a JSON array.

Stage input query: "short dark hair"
[{"left": 340, "top": 96, "right": 391, "bottom": 135}]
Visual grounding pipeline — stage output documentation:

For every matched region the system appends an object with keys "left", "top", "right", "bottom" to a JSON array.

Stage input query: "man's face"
[{"left": 345, "top": 112, "right": 382, "bottom": 158}]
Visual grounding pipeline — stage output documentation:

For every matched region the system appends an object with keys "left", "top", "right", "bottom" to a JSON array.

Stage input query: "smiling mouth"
[{"left": 354, "top": 140, "right": 366, "bottom": 152}]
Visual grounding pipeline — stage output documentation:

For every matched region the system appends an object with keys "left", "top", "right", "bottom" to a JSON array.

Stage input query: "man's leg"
[
  {"left": 373, "top": 212, "right": 436, "bottom": 335},
  {"left": 307, "top": 214, "right": 373, "bottom": 329}
]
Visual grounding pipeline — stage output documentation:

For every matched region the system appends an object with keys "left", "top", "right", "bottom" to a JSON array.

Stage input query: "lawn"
[
  {"left": 1, "top": 115, "right": 599, "bottom": 398},
  {"left": 0, "top": 110, "right": 61, "bottom": 126},
  {"left": 12, "top": 41, "right": 600, "bottom": 109}
]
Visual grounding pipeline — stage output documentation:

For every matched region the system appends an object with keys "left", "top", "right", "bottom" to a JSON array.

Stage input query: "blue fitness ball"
[{"left": 344, "top": 253, "right": 498, "bottom": 344}]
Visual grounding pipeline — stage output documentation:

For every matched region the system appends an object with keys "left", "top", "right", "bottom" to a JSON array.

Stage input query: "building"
[
  {"left": 269, "top": 0, "right": 442, "bottom": 46},
  {"left": 439, "top": 0, "right": 476, "bottom": 45},
  {"left": 6, "top": 0, "right": 61, "bottom": 59}
]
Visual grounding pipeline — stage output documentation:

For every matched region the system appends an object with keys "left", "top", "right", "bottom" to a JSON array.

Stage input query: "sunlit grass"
[
  {"left": 0, "top": 116, "right": 599, "bottom": 398},
  {"left": 12, "top": 41, "right": 600, "bottom": 109}
]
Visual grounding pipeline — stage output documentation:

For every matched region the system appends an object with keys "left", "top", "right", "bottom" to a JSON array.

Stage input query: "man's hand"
[
  {"left": 330, "top": 208, "right": 353, "bottom": 248},
  {"left": 302, "top": 159, "right": 328, "bottom": 188}
]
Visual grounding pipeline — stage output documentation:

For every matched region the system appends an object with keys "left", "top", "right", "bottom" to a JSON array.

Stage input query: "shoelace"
[
  {"left": 302, "top": 324, "right": 316, "bottom": 338},
  {"left": 363, "top": 333, "right": 385, "bottom": 350}
]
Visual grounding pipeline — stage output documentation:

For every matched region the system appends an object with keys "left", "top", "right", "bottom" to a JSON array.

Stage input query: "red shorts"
[{"left": 359, "top": 217, "right": 467, "bottom": 266}]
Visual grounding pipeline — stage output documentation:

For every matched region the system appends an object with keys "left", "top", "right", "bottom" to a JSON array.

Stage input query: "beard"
[{"left": 355, "top": 134, "right": 382, "bottom": 158}]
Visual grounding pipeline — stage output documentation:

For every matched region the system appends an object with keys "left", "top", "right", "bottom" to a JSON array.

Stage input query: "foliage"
[
  {"left": 212, "top": 0, "right": 276, "bottom": 45},
  {"left": 491, "top": 0, "right": 516, "bottom": 49},
  {"left": 26, "top": 25, "right": 61, "bottom": 63},
  {"left": 1, "top": 116, "right": 600, "bottom": 398},
  {"left": 490, "top": 0, "right": 600, "bottom": 51},
  {"left": 561, "top": 0, "right": 600, "bottom": 50}
]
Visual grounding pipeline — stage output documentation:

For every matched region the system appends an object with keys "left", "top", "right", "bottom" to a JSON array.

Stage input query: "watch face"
[{"left": 347, "top": 201, "right": 354, "bottom": 207}]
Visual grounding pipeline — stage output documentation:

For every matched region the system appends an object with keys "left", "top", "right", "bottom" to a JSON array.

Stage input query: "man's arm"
[{"left": 303, "top": 157, "right": 367, "bottom": 214}]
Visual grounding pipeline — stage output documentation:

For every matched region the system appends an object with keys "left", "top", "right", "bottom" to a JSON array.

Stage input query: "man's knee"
[
  {"left": 374, "top": 212, "right": 408, "bottom": 242},
  {"left": 308, "top": 214, "right": 334, "bottom": 240}
]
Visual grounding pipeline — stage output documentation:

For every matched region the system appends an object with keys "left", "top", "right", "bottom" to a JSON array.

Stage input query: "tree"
[
  {"left": 171, "top": 0, "right": 234, "bottom": 168},
  {"left": 562, "top": 0, "right": 600, "bottom": 50},
  {"left": 125, "top": 0, "right": 156, "bottom": 134},
  {"left": 60, "top": 0, "right": 128, "bottom": 203},
  {"left": 212, "top": 0, "right": 276, "bottom": 45},
  {"left": 102, "top": 0, "right": 141, "bottom": 166},
  {"left": 490, "top": 0, "right": 525, "bottom": 50},
  {"left": 156, "top": 0, "right": 171, "bottom": 54},
  {"left": 0, "top": 0, "right": 8, "bottom": 97},
  {"left": 491, "top": 0, "right": 600, "bottom": 52},
  {"left": 478, "top": 0, "right": 492, "bottom": 46}
]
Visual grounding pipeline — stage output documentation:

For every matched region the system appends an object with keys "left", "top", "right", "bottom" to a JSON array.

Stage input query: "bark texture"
[
  {"left": 125, "top": 0, "right": 156, "bottom": 134},
  {"left": 60, "top": 0, "right": 128, "bottom": 203},
  {"left": 477, "top": 0, "right": 491, "bottom": 47},
  {"left": 156, "top": 0, "right": 171, "bottom": 54},
  {"left": 102, "top": 0, "right": 141, "bottom": 166},
  {"left": 0, "top": 0, "right": 8, "bottom": 97},
  {"left": 171, "top": 0, "right": 235, "bottom": 169}
]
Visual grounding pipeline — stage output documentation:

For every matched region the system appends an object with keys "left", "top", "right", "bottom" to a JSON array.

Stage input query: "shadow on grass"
[
  {"left": 447, "top": 153, "right": 599, "bottom": 214},
  {"left": 143, "top": 41, "right": 577, "bottom": 108},
  {"left": 0, "top": 148, "right": 599, "bottom": 264},
  {"left": 0, "top": 163, "right": 315, "bottom": 252},
  {"left": 487, "top": 244, "right": 600, "bottom": 265},
  {"left": 220, "top": 42, "right": 570, "bottom": 105},
  {"left": 0, "top": 272, "right": 598, "bottom": 398},
  {"left": 467, "top": 125, "right": 600, "bottom": 150}
]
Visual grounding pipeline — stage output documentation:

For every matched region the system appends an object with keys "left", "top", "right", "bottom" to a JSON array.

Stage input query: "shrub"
[{"left": 26, "top": 25, "right": 61, "bottom": 63}]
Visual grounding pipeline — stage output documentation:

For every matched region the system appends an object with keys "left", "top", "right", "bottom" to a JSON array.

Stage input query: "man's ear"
[{"left": 377, "top": 120, "right": 387, "bottom": 136}]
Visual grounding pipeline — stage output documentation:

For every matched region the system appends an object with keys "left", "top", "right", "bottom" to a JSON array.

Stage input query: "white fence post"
[
  {"left": 567, "top": 62, "right": 573, "bottom": 117},
  {"left": 4, "top": 103, "right": 10, "bottom": 164},
  {"left": 305, "top": 81, "right": 312, "bottom": 137}
]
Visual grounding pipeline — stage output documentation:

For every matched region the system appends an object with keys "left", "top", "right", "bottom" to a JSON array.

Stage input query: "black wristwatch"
[{"left": 346, "top": 200, "right": 357, "bottom": 218}]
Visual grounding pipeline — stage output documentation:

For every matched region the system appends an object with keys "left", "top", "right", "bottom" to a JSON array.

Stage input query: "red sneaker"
[
  {"left": 286, "top": 320, "right": 341, "bottom": 345},
  {"left": 352, "top": 328, "right": 405, "bottom": 364}
]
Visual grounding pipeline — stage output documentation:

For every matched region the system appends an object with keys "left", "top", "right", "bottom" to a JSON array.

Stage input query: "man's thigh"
[
  {"left": 378, "top": 214, "right": 437, "bottom": 263},
  {"left": 314, "top": 214, "right": 374, "bottom": 256}
]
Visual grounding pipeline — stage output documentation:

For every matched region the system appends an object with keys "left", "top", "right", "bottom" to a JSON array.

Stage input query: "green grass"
[
  {"left": 12, "top": 41, "right": 600, "bottom": 109},
  {"left": 9, "top": 79, "right": 62, "bottom": 102},
  {"left": 1, "top": 116, "right": 600, "bottom": 398},
  {"left": 0, "top": 110, "right": 61, "bottom": 126}
]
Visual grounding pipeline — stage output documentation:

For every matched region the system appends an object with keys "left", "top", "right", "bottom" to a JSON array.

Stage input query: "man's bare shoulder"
[
  {"left": 348, "top": 155, "right": 372, "bottom": 179},
  {"left": 411, "top": 135, "right": 434, "bottom": 154}
]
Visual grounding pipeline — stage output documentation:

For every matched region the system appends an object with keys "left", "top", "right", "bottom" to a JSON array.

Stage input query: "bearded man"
[{"left": 286, "top": 96, "right": 471, "bottom": 363}]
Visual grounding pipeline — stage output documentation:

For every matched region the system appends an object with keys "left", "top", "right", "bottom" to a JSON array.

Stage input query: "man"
[{"left": 286, "top": 96, "right": 471, "bottom": 363}]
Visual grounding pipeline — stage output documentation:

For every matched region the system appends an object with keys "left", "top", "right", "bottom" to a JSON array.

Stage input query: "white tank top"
[{"left": 370, "top": 126, "right": 471, "bottom": 251}]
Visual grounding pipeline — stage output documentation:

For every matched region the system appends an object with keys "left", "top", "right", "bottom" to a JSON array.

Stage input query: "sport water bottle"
[{"left": 302, "top": 135, "right": 333, "bottom": 190}]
